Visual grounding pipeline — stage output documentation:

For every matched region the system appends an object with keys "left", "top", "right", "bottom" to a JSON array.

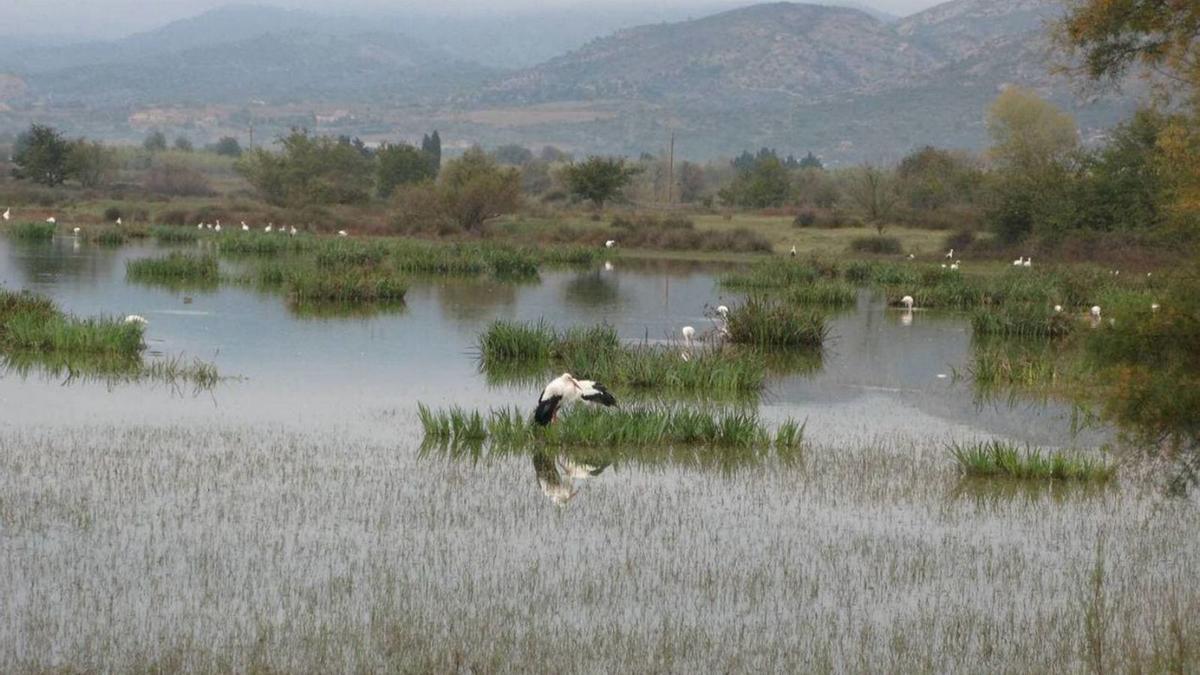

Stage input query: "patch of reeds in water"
[
  {"left": 126, "top": 252, "right": 219, "bottom": 284},
  {"left": 287, "top": 267, "right": 408, "bottom": 302},
  {"left": 971, "top": 304, "right": 1074, "bottom": 338},
  {"left": 150, "top": 225, "right": 199, "bottom": 243},
  {"left": 5, "top": 221, "right": 56, "bottom": 241},
  {"left": 418, "top": 403, "right": 804, "bottom": 450},
  {"left": 720, "top": 259, "right": 822, "bottom": 290},
  {"left": 0, "top": 311, "right": 143, "bottom": 356},
  {"left": 950, "top": 440, "right": 1114, "bottom": 482},
  {"left": 724, "top": 297, "right": 828, "bottom": 349},
  {"left": 477, "top": 321, "right": 764, "bottom": 395},
  {"left": 781, "top": 280, "right": 857, "bottom": 308}
]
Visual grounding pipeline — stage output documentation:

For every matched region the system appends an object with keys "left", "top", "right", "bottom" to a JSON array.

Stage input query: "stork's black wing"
[
  {"left": 533, "top": 394, "right": 562, "bottom": 426},
  {"left": 581, "top": 383, "right": 616, "bottom": 407}
]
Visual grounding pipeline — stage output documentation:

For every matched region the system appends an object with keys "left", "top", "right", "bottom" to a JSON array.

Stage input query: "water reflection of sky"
[{"left": 0, "top": 237, "right": 1106, "bottom": 448}]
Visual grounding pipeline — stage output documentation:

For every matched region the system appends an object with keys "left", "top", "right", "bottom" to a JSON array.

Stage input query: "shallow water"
[{"left": 0, "top": 237, "right": 1192, "bottom": 673}]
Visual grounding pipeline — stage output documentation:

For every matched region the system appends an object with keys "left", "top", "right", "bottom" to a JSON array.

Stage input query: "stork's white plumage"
[
  {"left": 945, "top": 248, "right": 954, "bottom": 259},
  {"left": 534, "top": 373, "right": 616, "bottom": 426},
  {"left": 265, "top": 224, "right": 273, "bottom": 233},
  {"left": 790, "top": 245, "right": 797, "bottom": 257},
  {"left": 72, "top": 227, "right": 80, "bottom": 235},
  {"left": 115, "top": 217, "right": 122, "bottom": 225},
  {"left": 46, "top": 217, "right": 56, "bottom": 224},
  {"left": 242, "top": 221, "right": 249, "bottom": 231},
  {"left": 1090, "top": 305, "right": 1102, "bottom": 318},
  {"left": 1054, "top": 304, "right": 1063, "bottom": 312},
  {"left": 337, "top": 230, "right": 349, "bottom": 237},
  {"left": 717, "top": 305, "right": 729, "bottom": 317},
  {"left": 2, "top": 208, "right": 9, "bottom": 221},
  {"left": 900, "top": 295, "right": 914, "bottom": 309},
  {"left": 123, "top": 314, "right": 148, "bottom": 325},
  {"left": 949, "top": 263, "right": 959, "bottom": 271},
  {"left": 197, "top": 222, "right": 204, "bottom": 229},
  {"left": 1151, "top": 303, "right": 1160, "bottom": 312},
  {"left": 290, "top": 226, "right": 297, "bottom": 236},
  {"left": 682, "top": 326, "right": 695, "bottom": 341},
  {"left": 605, "top": 239, "right": 615, "bottom": 248},
  {"left": 214, "top": 224, "right": 221, "bottom": 232},
  {"left": 1022, "top": 257, "right": 1032, "bottom": 268},
  {"left": 1013, "top": 257, "right": 1024, "bottom": 266}
]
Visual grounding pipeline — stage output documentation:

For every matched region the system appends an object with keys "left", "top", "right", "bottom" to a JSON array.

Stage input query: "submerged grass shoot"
[{"left": 950, "top": 440, "right": 1114, "bottom": 482}]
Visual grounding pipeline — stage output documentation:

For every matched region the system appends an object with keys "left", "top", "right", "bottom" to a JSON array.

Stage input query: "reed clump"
[
  {"left": 950, "top": 440, "right": 1114, "bottom": 482},
  {"left": 971, "top": 304, "right": 1074, "bottom": 338},
  {"left": 150, "top": 225, "right": 199, "bottom": 243},
  {"left": 287, "top": 268, "right": 408, "bottom": 302},
  {"left": 724, "top": 297, "right": 828, "bottom": 349},
  {"left": 5, "top": 221, "right": 56, "bottom": 241},
  {"left": 127, "top": 252, "right": 219, "bottom": 283},
  {"left": 478, "top": 321, "right": 765, "bottom": 395},
  {"left": 418, "top": 403, "right": 803, "bottom": 450},
  {"left": 0, "top": 288, "right": 143, "bottom": 357}
]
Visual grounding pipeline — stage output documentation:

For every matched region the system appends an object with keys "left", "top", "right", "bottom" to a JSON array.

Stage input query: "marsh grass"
[
  {"left": 150, "top": 225, "right": 199, "bottom": 243},
  {"left": 418, "top": 403, "right": 801, "bottom": 450},
  {"left": 720, "top": 259, "right": 821, "bottom": 290},
  {"left": 0, "top": 311, "right": 143, "bottom": 356},
  {"left": 781, "top": 280, "right": 857, "bottom": 307},
  {"left": 127, "top": 252, "right": 219, "bottom": 285},
  {"left": 83, "top": 227, "right": 128, "bottom": 246},
  {"left": 971, "top": 304, "right": 1074, "bottom": 338},
  {"left": 725, "top": 297, "right": 828, "bottom": 349},
  {"left": 287, "top": 268, "right": 408, "bottom": 302},
  {"left": 5, "top": 221, "right": 56, "bottom": 241},
  {"left": 950, "top": 440, "right": 1114, "bottom": 482},
  {"left": 477, "top": 321, "right": 765, "bottom": 395}
]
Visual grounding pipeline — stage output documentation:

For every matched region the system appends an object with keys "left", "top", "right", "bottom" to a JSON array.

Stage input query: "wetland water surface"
[{"left": 1, "top": 238, "right": 1194, "bottom": 672}]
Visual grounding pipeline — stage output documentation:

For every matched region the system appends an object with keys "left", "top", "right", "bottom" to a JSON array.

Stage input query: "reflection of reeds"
[{"left": 950, "top": 440, "right": 1114, "bottom": 482}]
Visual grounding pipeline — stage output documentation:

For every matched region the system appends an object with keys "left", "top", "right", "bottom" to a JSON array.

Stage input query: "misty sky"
[{"left": 3, "top": 0, "right": 946, "bottom": 38}]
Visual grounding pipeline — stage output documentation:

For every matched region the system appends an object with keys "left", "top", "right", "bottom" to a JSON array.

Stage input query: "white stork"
[
  {"left": 2, "top": 208, "right": 9, "bottom": 221},
  {"left": 265, "top": 224, "right": 273, "bottom": 233},
  {"left": 1022, "top": 257, "right": 1032, "bottom": 268},
  {"left": 605, "top": 239, "right": 615, "bottom": 248},
  {"left": 242, "top": 221, "right": 250, "bottom": 231},
  {"left": 900, "top": 295, "right": 914, "bottom": 309},
  {"left": 123, "top": 315, "right": 148, "bottom": 325},
  {"left": 534, "top": 373, "right": 616, "bottom": 426},
  {"left": 46, "top": 216, "right": 56, "bottom": 224},
  {"left": 290, "top": 226, "right": 298, "bottom": 236},
  {"left": 945, "top": 248, "right": 954, "bottom": 259},
  {"left": 790, "top": 245, "right": 797, "bottom": 257},
  {"left": 1090, "top": 305, "right": 1102, "bottom": 318},
  {"left": 337, "top": 230, "right": 349, "bottom": 237},
  {"left": 115, "top": 217, "right": 122, "bottom": 225}
]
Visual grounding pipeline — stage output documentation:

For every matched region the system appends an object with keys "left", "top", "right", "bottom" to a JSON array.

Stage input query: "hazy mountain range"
[{"left": 0, "top": 0, "right": 1140, "bottom": 161}]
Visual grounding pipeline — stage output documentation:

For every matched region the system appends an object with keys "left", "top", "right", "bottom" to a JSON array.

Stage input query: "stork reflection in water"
[{"left": 532, "top": 450, "right": 611, "bottom": 506}]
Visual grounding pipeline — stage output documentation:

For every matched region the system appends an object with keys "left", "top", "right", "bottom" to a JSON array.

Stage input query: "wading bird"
[
  {"left": 197, "top": 222, "right": 204, "bottom": 229},
  {"left": 290, "top": 226, "right": 297, "bottom": 236},
  {"left": 605, "top": 239, "right": 615, "bottom": 248},
  {"left": 1151, "top": 303, "right": 1160, "bottom": 312},
  {"left": 717, "top": 305, "right": 729, "bottom": 317},
  {"left": 790, "top": 245, "right": 797, "bottom": 257},
  {"left": 265, "top": 224, "right": 273, "bottom": 233},
  {"left": 46, "top": 217, "right": 56, "bottom": 224},
  {"left": 242, "top": 222, "right": 249, "bottom": 231},
  {"left": 2, "top": 208, "right": 9, "bottom": 221},
  {"left": 1091, "top": 305, "right": 1102, "bottom": 318},
  {"left": 1013, "top": 257, "right": 1024, "bottom": 266},
  {"left": 901, "top": 295, "right": 914, "bottom": 309},
  {"left": 123, "top": 315, "right": 148, "bottom": 325},
  {"left": 115, "top": 217, "right": 121, "bottom": 225},
  {"left": 534, "top": 373, "right": 616, "bottom": 426},
  {"left": 907, "top": 253, "right": 915, "bottom": 260},
  {"left": 945, "top": 248, "right": 954, "bottom": 259},
  {"left": 72, "top": 227, "right": 81, "bottom": 235},
  {"left": 681, "top": 325, "right": 696, "bottom": 360},
  {"left": 949, "top": 263, "right": 959, "bottom": 271},
  {"left": 337, "top": 230, "right": 349, "bottom": 237},
  {"left": 1023, "top": 257, "right": 1032, "bottom": 268},
  {"left": 214, "top": 223, "right": 221, "bottom": 232},
  {"left": 1054, "top": 305, "right": 1063, "bottom": 312}
]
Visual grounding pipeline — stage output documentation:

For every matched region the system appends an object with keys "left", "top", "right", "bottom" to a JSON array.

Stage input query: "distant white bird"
[
  {"left": 1022, "top": 257, "right": 1032, "bottom": 268},
  {"left": 289, "top": 226, "right": 297, "bottom": 236},
  {"left": 1013, "top": 257, "right": 1024, "bottom": 266},
  {"left": 605, "top": 239, "right": 615, "bottom": 248},
  {"left": 197, "top": 222, "right": 204, "bottom": 229},
  {"left": 534, "top": 373, "right": 616, "bottom": 426},
  {"left": 123, "top": 315, "right": 148, "bottom": 325},
  {"left": 265, "top": 224, "right": 273, "bottom": 233},
  {"left": 940, "top": 263, "right": 947, "bottom": 269},
  {"left": 949, "top": 263, "right": 959, "bottom": 271},
  {"left": 907, "top": 253, "right": 915, "bottom": 260},
  {"left": 337, "top": 230, "right": 349, "bottom": 237},
  {"left": 242, "top": 222, "right": 249, "bottom": 231},
  {"left": 214, "top": 223, "right": 221, "bottom": 232},
  {"left": 215, "top": 219, "right": 221, "bottom": 229},
  {"left": 72, "top": 227, "right": 81, "bottom": 235},
  {"left": 1151, "top": 303, "right": 1160, "bottom": 312},
  {"left": 603, "top": 261, "right": 614, "bottom": 272},
  {"left": 46, "top": 217, "right": 56, "bottom": 224},
  {"left": 1114, "top": 270, "right": 1120, "bottom": 276},
  {"left": 1054, "top": 304, "right": 1063, "bottom": 312},
  {"left": 2, "top": 208, "right": 9, "bottom": 221},
  {"left": 115, "top": 217, "right": 122, "bottom": 225},
  {"left": 206, "top": 223, "right": 213, "bottom": 230},
  {"left": 790, "top": 245, "right": 797, "bottom": 257},
  {"left": 1090, "top": 305, "right": 1102, "bottom": 318},
  {"left": 717, "top": 305, "right": 729, "bottom": 317},
  {"left": 900, "top": 295, "right": 914, "bottom": 309},
  {"left": 945, "top": 248, "right": 954, "bottom": 259}
]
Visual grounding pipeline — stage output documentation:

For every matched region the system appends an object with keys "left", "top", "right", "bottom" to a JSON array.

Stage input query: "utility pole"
[{"left": 667, "top": 132, "right": 675, "bottom": 205}]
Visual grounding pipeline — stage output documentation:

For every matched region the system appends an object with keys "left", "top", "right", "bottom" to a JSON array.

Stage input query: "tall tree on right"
[{"left": 1057, "top": 0, "right": 1200, "bottom": 213}]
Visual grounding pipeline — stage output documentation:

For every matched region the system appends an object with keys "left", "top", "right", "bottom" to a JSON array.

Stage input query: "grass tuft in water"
[
  {"left": 950, "top": 440, "right": 1114, "bottom": 482},
  {"left": 419, "top": 403, "right": 803, "bottom": 450},
  {"left": 971, "top": 304, "right": 1074, "bottom": 338},
  {"left": 287, "top": 268, "right": 408, "bottom": 302},
  {"left": 150, "top": 225, "right": 200, "bottom": 243},
  {"left": 127, "top": 252, "right": 219, "bottom": 284},
  {"left": 5, "top": 221, "right": 56, "bottom": 241},
  {"left": 724, "top": 297, "right": 828, "bottom": 349}
]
